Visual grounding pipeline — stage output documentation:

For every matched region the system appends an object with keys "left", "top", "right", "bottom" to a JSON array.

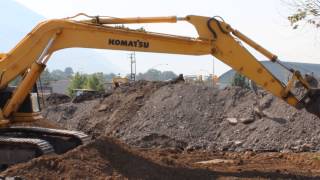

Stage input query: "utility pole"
[
  {"left": 212, "top": 58, "right": 215, "bottom": 87},
  {"left": 212, "top": 58, "right": 214, "bottom": 77},
  {"left": 129, "top": 52, "right": 136, "bottom": 81}
]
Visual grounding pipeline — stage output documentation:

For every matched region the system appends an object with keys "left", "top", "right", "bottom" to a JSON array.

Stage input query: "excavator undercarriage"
[
  {"left": 0, "top": 127, "right": 89, "bottom": 169},
  {"left": 0, "top": 87, "right": 90, "bottom": 169}
]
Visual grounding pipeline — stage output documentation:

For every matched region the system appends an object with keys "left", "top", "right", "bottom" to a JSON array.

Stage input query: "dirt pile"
[
  {"left": 0, "top": 137, "right": 219, "bottom": 180},
  {"left": 42, "top": 80, "right": 167, "bottom": 137},
  {"left": 72, "top": 91, "right": 110, "bottom": 103},
  {"left": 43, "top": 81, "right": 320, "bottom": 152},
  {"left": 45, "top": 93, "right": 71, "bottom": 105},
  {"left": 2, "top": 136, "right": 320, "bottom": 179}
]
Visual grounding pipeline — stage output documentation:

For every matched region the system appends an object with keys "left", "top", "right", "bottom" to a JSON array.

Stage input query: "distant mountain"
[
  {"left": 219, "top": 61, "right": 320, "bottom": 88},
  {"left": 0, "top": 0, "right": 120, "bottom": 73},
  {"left": 0, "top": 1, "right": 42, "bottom": 51}
]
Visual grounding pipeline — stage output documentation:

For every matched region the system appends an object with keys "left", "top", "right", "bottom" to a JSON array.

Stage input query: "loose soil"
[{"left": 2, "top": 137, "right": 320, "bottom": 179}]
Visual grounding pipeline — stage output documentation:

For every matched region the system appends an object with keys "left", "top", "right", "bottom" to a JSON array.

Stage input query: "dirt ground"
[
  {"left": 2, "top": 81, "right": 320, "bottom": 179},
  {"left": 2, "top": 137, "right": 320, "bottom": 179}
]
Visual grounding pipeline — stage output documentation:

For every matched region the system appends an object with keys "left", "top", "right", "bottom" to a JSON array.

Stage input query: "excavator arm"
[{"left": 0, "top": 14, "right": 319, "bottom": 125}]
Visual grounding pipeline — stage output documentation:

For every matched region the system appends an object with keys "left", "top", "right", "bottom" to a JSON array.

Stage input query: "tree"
[
  {"left": 135, "top": 69, "right": 177, "bottom": 81},
  {"left": 86, "top": 73, "right": 105, "bottom": 91},
  {"left": 64, "top": 67, "right": 74, "bottom": 78},
  {"left": 40, "top": 68, "right": 51, "bottom": 86},
  {"left": 287, "top": 0, "right": 320, "bottom": 29},
  {"left": 143, "top": 69, "right": 162, "bottom": 81},
  {"left": 231, "top": 72, "right": 250, "bottom": 89},
  {"left": 50, "top": 69, "right": 67, "bottom": 81},
  {"left": 67, "top": 72, "right": 87, "bottom": 96},
  {"left": 161, "top": 71, "right": 177, "bottom": 81},
  {"left": 104, "top": 73, "right": 116, "bottom": 81}
]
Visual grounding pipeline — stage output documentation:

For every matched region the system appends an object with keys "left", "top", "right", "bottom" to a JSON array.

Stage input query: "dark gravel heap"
[
  {"left": 45, "top": 93, "right": 71, "bottom": 105},
  {"left": 43, "top": 81, "right": 320, "bottom": 152}
]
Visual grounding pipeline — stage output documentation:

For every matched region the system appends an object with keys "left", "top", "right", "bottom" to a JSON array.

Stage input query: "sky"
[{"left": 13, "top": 0, "right": 320, "bottom": 76}]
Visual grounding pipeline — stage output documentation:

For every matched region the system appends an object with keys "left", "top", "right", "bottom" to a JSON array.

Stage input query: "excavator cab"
[
  {"left": 0, "top": 84, "right": 42, "bottom": 123},
  {"left": 112, "top": 76, "right": 129, "bottom": 89},
  {"left": 0, "top": 83, "right": 89, "bottom": 168}
]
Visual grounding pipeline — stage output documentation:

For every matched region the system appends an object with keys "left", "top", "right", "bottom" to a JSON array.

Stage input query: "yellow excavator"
[
  {"left": 112, "top": 76, "right": 129, "bottom": 89},
  {"left": 0, "top": 13, "right": 320, "bottom": 167}
]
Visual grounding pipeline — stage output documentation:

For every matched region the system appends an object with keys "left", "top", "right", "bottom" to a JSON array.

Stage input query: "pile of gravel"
[{"left": 43, "top": 82, "right": 320, "bottom": 152}]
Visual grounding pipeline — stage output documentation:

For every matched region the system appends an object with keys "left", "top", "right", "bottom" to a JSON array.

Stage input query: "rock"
[
  {"left": 301, "top": 143, "right": 313, "bottom": 151},
  {"left": 291, "top": 142, "right": 313, "bottom": 152},
  {"left": 259, "top": 94, "right": 273, "bottom": 109},
  {"left": 186, "top": 144, "right": 203, "bottom": 152},
  {"left": 240, "top": 117, "right": 255, "bottom": 124},
  {"left": 98, "top": 104, "right": 108, "bottom": 112},
  {"left": 227, "top": 118, "right": 238, "bottom": 125},
  {"left": 295, "top": 140, "right": 302, "bottom": 145},
  {"left": 249, "top": 125, "right": 257, "bottom": 131},
  {"left": 253, "top": 107, "right": 264, "bottom": 117},
  {"left": 221, "top": 142, "right": 233, "bottom": 151},
  {"left": 195, "top": 159, "right": 235, "bottom": 165},
  {"left": 291, "top": 146, "right": 299, "bottom": 151},
  {"left": 234, "top": 140, "right": 243, "bottom": 146},
  {"left": 49, "top": 161, "right": 55, "bottom": 168},
  {"left": 244, "top": 151, "right": 255, "bottom": 157},
  {"left": 280, "top": 149, "right": 292, "bottom": 153}
]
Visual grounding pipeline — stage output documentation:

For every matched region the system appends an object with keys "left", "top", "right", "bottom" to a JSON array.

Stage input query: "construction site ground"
[{"left": 2, "top": 81, "right": 320, "bottom": 179}]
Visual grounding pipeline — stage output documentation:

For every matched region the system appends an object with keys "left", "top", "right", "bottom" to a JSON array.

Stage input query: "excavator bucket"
[
  {"left": 292, "top": 73, "right": 320, "bottom": 118},
  {"left": 301, "top": 89, "right": 320, "bottom": 118}
]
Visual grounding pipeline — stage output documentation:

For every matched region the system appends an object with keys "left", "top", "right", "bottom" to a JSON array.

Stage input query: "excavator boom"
[{"left": 1, "top": 15, "right": 314, "bottom": 115}]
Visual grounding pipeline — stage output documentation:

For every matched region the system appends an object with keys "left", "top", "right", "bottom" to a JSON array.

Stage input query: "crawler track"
[{"left": 0, "top": 126, "right": 90, "bottom": 168}]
